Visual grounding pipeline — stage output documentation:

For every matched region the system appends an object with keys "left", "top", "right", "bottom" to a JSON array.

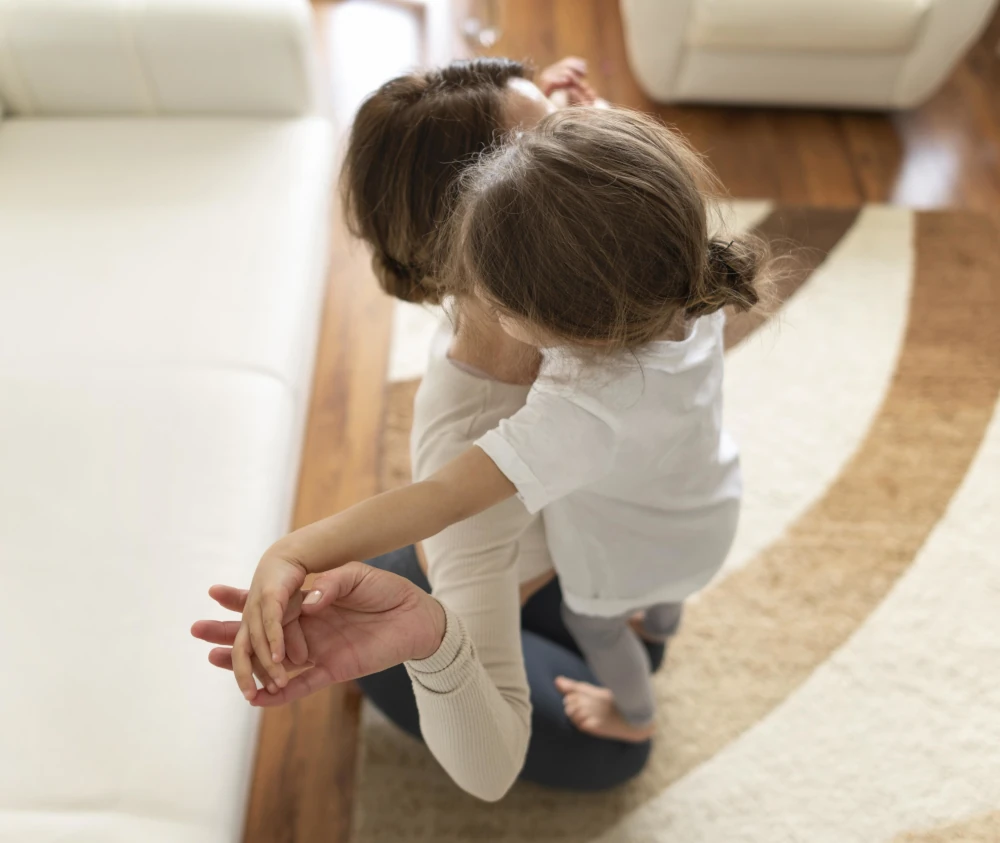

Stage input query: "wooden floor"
[{"left": 244, "top": 3, "right": 1000, "bottom": 841}]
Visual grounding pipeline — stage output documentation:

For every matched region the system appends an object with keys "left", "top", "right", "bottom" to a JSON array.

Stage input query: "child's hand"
[
  {"left": 233, "top": 554, "right": 307, "bottom": 700},
  {"left": 193, "top": 584, "right": 312, "bottom": 695}
]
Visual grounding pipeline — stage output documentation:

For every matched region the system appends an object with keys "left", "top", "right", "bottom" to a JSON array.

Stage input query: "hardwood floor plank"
[
  {"left": 839, "top": 113, "right": 903, "bottom": 203},
  {"left": 795, "top": 113, "right": 865, "bottom": 207}
]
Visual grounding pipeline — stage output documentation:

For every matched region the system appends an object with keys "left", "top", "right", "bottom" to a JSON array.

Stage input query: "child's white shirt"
[{"left": 475, "top": 311, "right": 741, "bottom": 617}]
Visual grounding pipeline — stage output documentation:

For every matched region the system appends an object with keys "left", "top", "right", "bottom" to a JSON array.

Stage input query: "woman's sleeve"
[
  {"left": 401, "top": 370, "right": 541, "bottom": 802},
  {"left": 405, "top": 498, "right": 532, "bottom": 802}
]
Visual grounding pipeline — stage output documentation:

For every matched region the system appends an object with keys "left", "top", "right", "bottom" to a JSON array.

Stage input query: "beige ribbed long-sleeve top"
[{"left": 402, "top": 327, "right": 552, "bottom": 802}]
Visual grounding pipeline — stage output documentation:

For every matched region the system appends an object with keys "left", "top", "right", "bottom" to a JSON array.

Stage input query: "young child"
[{"left": 235, "top": 107, "right": 769, "bottom": 742}]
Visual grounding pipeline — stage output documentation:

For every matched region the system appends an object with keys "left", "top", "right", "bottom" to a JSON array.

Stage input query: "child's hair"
[
  {"left": 446, "top": 107, "right": 771, "bottom": 350},
  {"left": 340, "top": 58, "right": 530, "bottom": 305}
]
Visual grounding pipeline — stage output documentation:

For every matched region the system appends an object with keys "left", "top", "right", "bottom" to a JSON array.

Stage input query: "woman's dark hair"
[
  {"left": 446, "top": 107, "right": 771, "bottom": 350},
  {"left": 341, "top": 58, "right": 529, "bottom": 304}
]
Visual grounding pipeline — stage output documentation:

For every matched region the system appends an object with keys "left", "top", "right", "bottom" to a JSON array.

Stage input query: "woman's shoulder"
[{"left": 411, "top": 350, "right": 530, "bottom": 478}]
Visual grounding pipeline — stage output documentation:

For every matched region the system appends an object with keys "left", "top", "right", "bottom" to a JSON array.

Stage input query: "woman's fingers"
[
  {"left": 195, "top": 603, "right": 307, "bottom": 671},
  {"left": 232, "top": 625, "right": 258, "bottom": 701},
  {"left": 204, "top": 587, "right": 274, "bottom": 689},
  {"left": 250, "top": 665, "right": 333, "bottom": 708},
  {"left": 208, "top": 584, "right": 248, "bottom": 613},
  {"left": 208, "top": 647, "right": 234, "bottom": 670},
  {"left": 284, "top": 619, "right": 309, "bottom": 666},
  {"left": 191, "top": 619, "right": 241, "bottom": 646},
  {"left": 253, "top": 654, "right": 277, "bottom": 693},
  {"left": 284, "top": 589, "right": 305, "bottom": 624},
  {"left": 209, "top": 646, "right": 310, "bottom": 692}
]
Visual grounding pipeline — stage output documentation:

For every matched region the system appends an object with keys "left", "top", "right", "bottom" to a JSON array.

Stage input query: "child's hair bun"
[{"left": 686, "top": 234, "right": 769, "bottom": 318}]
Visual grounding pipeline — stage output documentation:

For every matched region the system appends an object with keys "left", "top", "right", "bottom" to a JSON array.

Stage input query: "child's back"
[{"left": 479, "top": 310, "right": 740, "bottom": 618}]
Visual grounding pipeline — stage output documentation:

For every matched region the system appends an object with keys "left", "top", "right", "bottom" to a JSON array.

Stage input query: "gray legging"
[
  {"left": 355, "top": 546, "right": 680, "bottom": 791},
  {"left": 562, "top": 602, "right": 683, "bottom": 726}
]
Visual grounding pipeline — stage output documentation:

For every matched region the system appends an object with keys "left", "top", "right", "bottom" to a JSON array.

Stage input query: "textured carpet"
[{"left": 352, "top": 203, "right": 1000, "bottom": 843}]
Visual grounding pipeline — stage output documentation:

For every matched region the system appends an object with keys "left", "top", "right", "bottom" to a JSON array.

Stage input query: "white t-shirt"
[{"left": 476, "top": 311, "right": 741, "bottom": 617}]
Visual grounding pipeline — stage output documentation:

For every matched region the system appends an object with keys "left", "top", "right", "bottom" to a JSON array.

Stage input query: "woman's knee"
[{"left": 521, "top": 722, "right": 653, "bottom": 791}]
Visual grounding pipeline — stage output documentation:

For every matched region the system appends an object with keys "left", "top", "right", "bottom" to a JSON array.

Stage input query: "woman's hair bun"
[
  {"left": 371, "top": 253, "right": 442, "bottom": 305},
  {"left": 686, "top": 233, "right": 769, "bottom": 317}
]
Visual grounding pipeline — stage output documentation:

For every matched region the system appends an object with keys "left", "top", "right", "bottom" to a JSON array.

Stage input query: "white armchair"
[{"left": 620, "top": 0, "right": 998, "bottom": 108}]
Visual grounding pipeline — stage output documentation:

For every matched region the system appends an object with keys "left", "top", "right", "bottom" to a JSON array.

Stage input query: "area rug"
[{"left": 351, "top": 203, "right": 1000, "bottom": 843}]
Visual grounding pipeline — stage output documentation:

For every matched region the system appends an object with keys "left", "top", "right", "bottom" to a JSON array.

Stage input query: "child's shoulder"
[{"left": 636, "top": 312, "right": 725, "bottom": 369}]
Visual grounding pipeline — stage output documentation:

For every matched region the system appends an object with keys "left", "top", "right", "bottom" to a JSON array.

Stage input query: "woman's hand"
[
  {"left": 192, "top": 562, "right": 447, "bottom": 707},
  {"left": 538, "top": 57, "right": 599, "bottom": 106}
]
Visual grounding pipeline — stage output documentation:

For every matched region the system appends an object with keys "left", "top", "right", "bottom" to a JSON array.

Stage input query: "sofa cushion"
[
  {"left": 0, "top": 0, "right": 316, "bottom": 116},
  {"left": 0, "top": 117, "right": 332, "bottom": 400},
  {"left": 0, "top": 368, "right": 300, "bottom": 843},
  {"left": 688, "top": 0, "right": 931, "bottom": 54},
  {"left": 0, "top": 111, "right": 332, "bottom": 842}
]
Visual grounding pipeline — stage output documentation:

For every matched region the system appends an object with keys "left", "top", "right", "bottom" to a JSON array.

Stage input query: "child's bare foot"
[{"left": 555, "top": 676, "right": 655, "bottom": 743}]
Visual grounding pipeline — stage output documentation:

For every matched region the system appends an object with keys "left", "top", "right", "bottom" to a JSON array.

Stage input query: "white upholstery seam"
[
  {"left": 118, "top": 0, "right": 159, "bottom": 115},
  {"left": 6, "top": 357, "right": 305, "bottom": 401},
  {"left": 0, "top": 0, "right": 36, "bottom": 116}
]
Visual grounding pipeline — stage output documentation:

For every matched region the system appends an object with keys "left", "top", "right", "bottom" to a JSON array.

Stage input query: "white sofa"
[
  {"left": 0, "top": 2, "right": 334, "bottom": 841},
  {"left": 620, "top": 0, "right": 998, "bottom": 108}
]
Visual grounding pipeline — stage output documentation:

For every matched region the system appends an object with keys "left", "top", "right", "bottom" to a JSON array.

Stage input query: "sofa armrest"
[
  {"left": 893, "top": 0, "right": 997, "bottom": 107},
  {"left": 0, "top": 0, "right": 319, "bottom": 117},
  {"left": 619, "top": 0, "right": 696, "bottom": 104}
]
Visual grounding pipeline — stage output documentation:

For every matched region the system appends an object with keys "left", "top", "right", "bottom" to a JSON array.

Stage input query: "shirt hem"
[{"left": 562, "top": 570, "right": 719, "bottom": 617}]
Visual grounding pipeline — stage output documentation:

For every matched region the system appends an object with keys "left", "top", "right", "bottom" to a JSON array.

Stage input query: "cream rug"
[{"left": 352, "top": 203, "right": 1000, "bottom": 843}]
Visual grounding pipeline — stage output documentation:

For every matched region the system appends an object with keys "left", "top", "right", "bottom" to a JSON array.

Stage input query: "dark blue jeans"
[{"left": 356, "top": 546, "right": 667, "bottom": 791}]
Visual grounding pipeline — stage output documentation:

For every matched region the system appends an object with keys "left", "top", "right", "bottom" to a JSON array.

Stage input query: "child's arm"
[
  {"left": 288, "top": 445, "right": 516, "bottom": 571},
  {"left": 233, "top": 446, "right": 516, "bottom": 700}
]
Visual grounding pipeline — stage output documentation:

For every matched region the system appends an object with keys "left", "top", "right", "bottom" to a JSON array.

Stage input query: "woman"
[{"left": 192, "top": 57, "right": 666, "bottom": 800}]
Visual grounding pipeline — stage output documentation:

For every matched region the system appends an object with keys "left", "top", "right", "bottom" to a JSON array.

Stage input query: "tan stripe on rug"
[{"left": 894, "top": 812, "right": 1000, "bottom": 842}]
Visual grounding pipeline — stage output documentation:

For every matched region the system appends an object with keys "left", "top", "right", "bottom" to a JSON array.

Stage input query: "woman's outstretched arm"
[{"left": 396, "top": 317, "right": 547, "bottom": 801}]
